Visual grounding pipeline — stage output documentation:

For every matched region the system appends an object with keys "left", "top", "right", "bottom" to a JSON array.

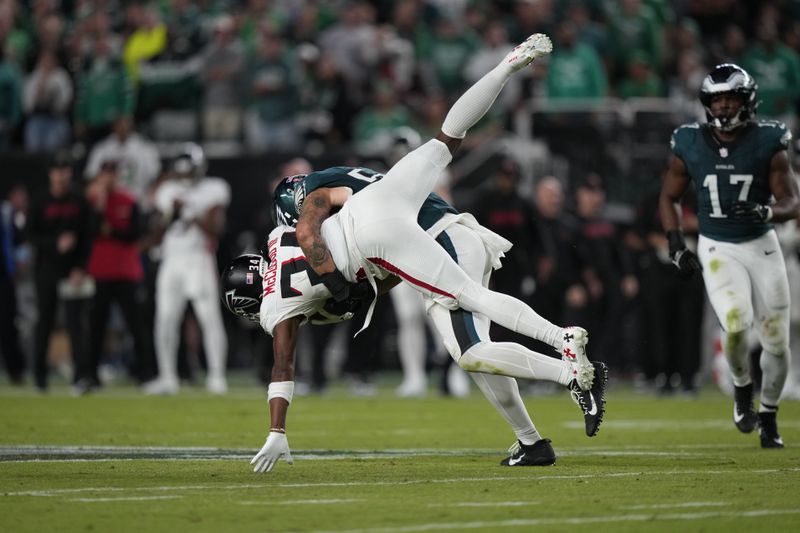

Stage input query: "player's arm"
[
  {"left": 659, "top": 155, "right": 702, "bottom": 277},
  {"left": 296, "top": 186, "right": 365, "bottom": 302},
  {"left": 730, "top": 150, "right": 800, "bottom": 223},
  {"left": 269, "top": 316, "right": 300, "bottom": 430},
  {"left": 251, "top": 316, "right": 301, "bottom": 473},
  {"left": 658, "top": 155, "right": 691, "bottom": 233},
  {"left": 295, "top": 187, "right": 350, "bottom": 274},
  {"left": 766, "top": 150, "right": 800, "bottom": 222}
]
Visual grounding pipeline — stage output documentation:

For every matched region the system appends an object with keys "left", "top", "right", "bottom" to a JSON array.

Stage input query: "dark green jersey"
[
  {"left": 670, "top": 120, "right": 792, "bottom": 243},
  {"left": 301, "top": 166, "right": 458, "bottom": 231}
]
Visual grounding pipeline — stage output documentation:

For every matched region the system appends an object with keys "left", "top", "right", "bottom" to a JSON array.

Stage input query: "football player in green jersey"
[{"left": 659, "top": 64, "right": 800, "bottom": 448}]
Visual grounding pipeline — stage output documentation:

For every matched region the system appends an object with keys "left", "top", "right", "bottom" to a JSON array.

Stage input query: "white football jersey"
[
  {"left": 155, "top": 177, "right": 231, "bottom": 258},
  {"left": 259, "top": 226, "right": 350, "bottom": 336}
]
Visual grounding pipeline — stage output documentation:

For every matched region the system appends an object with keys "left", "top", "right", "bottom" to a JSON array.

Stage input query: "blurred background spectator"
[
  {"left": 73, "top": 33, "right": 134, "bottom": 147},
  {"left": 199, "top": 15, "right": 244, "bottom": 143},
  {"left": 243, "top": 25, "right": 300, "bottom": 153},
  {"left": 0, "top": 183, "right": 26, "bottom": 384},
  {"left": 27, "top": 151, "right": 91, "bottom": 392},
  {"left": 81, "top": 158, "right": 148, "bottom": 394},
  {"left": 23, "top": 50, "right": 72, "bottom": 152},
  {"left": 84, "top": 116, "right": 161, "bottom": 201}
]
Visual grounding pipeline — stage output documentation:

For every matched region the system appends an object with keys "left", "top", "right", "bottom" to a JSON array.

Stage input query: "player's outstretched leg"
[{"left": 440, "top": 33, "right": 552, "bottom": 141}]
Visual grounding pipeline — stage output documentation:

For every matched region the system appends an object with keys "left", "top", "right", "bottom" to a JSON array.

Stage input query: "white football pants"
[
  {"left": 155, "top": 251, "right": 228, "bottom": 383},
  {"left": 699, "top": 231, "right": 790, "bottom": 406},
  {"left": 340, "top": 139, "right": 563, "bottom": 350}
]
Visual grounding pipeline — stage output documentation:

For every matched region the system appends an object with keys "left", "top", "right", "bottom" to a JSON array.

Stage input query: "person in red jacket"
[{"left": 79, "top": 159, "right": 147, "bottom": 393}]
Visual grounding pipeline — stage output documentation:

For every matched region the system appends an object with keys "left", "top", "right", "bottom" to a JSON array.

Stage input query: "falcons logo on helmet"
[{"left": 224, "top": 289, "right": 260, "bottom": 321}]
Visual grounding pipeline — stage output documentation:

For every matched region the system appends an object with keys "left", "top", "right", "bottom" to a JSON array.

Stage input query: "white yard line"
[
  {"left": 428, "top": 502, "right": 537, "bottom": 508},
  {"left": 0, "top": 445, "right": 722, "bottom": 463},
  {"left": 68, "top": 495, "right": 181, "bottom": 502},
  {"left": 238, "top": 499, "right": 363, "bottom": 505},
  {"left": 6, "top": 467, "right": 799, "bottom": 498},
  {"left": 618, "top": 502, "right": 728, "bottom": 510},
  {"left": 562, "top": 419, "right": 800, "bottom": 430},
  {"left": 309, "top": 509, "right": 800, "bottom": 533}
]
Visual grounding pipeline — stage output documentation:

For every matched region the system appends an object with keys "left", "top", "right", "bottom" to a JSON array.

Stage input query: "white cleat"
[
  {"left": 206, "top": 375, "right": 228, "bottom": 395},
  {"left": 141, "top": 377, "right": 179, "bottom": 396},
  {"left": 503, "top": 33, "right": 553, "bottom": 72},
  {"left": 561, "top": 326, "right": 594, "bottom": 391}
]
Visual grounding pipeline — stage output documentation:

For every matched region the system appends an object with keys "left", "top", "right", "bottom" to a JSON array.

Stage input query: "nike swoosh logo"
[
  {"left": 764, "top": 250, "right": 776, "bottom": 255},
  {"left": 733, "top": 407, "right": 744, "bottom": 423},
  {"left": 587, "top": 393, "right": 598, "bottom": 416},
  {"left": 507, "top": 455, "right": 524, "bottom": 466}
]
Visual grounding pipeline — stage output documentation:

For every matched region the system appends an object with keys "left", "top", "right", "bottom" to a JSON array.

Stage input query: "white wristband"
[{"left": 268, "top": 381, "right": 294, "bottom": 405}]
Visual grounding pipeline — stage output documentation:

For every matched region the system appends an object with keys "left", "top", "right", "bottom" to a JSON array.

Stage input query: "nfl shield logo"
[
  {"left": 719, "top": 147, "right": 728, "bottom": 158},
  {"left": 246, "top": 273, "right": 254, "bottom": 285}
]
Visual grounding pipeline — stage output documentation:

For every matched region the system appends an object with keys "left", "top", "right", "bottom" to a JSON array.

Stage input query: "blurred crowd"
[
  {"left": 1, "top": 0, "right": 798, "bottom": 154},
  {"left": 1, "top": 0, "right": 800, "bottom": 397}
]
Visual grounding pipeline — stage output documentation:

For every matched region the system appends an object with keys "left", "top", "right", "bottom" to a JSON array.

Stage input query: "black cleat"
[
  {"left": 758, "top": 410, "right": 784, "bottom": 449},
  {"left": 733, "top": 383, "right": 759, "bottom": 433},
  {"left": 569, "top": 361, "right": 608, "bottom": 437},
  {"left": 500, "top": 438, "right": 556, "bottom": 466}
]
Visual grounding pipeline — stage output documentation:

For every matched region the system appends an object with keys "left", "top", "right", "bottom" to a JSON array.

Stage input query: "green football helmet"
[{"left": 272, "top": 174, "right": 306, "bottom": 226}]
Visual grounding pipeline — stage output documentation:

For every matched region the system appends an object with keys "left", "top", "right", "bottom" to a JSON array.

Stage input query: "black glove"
[
  {"left": 730, "top": 201, "right": 772, "bottom": 223},
  {"left": 321, "top": 280, "right": 375, "bottom": 315},
  {"left": 321, "top": 271, "right": 376, "bottom": 303},
  {"left": 666, "top": 230, "right": 702, "bottom": 279},
  {"left": 320, "top": 270, "right": 352, "bottom": 301}
]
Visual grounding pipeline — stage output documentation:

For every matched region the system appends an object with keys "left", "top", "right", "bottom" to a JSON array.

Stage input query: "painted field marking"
[
  {"left": 618, "top": 502, "right": 728, "bottom": 510},
  {"left": 6, "top": 467, "right": 799, "bottom": 498},
  {"left": 562, "top": 419, "right": 800, "bottom": 430},
  {"left": 0, "top": 444, "right": 729, "bottom": 463},
  {"left": 239, "top": 499, "right": 363, "bottom": 505},
  {"left": 428, "top": 502, "right": 537, "bottom": 508},
  {"left": 309, "top": 509, "right": 800, "bottom": 533},
  {"left": 68, "top": 495, "right": 181, "bottom": 503}
]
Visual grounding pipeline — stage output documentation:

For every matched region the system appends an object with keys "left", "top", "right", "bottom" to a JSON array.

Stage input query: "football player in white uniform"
[
  {"left": 223, "top": 219, "right": 605, "bottom": 473},
  {"left": 221, "top": 34, "right": 607, "bottom": 472},
  {"left": 143, "top": 143, "right": 232, "bottom": 395}
]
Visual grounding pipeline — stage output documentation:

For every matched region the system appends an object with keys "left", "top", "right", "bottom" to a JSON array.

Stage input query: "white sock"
[
  {"left": 460, "top": 341, "right": 571, "bottom": 385},
  {"left": 441, "top": 63, "right": 512, "bottom": 139},
  {"left": 470, "top": 373, "right": 541, "bottom": 445},
  {"left": 459, "top": 283, "right": 563, "bottom": 348},
  {"left": 760, "top": 348, "right": 788, "bottom": 407}
]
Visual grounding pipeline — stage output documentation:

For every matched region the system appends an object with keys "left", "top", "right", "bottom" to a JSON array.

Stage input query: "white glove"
[{"left": 250, "top": 431, "right": 293, "bottom": 473}]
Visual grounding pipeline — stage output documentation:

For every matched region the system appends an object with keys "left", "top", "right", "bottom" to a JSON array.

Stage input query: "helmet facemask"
[
  {"left": 220, "top": 254, "right": 265, "bottom": 324},
  {"left": 699, "top": 64, "right": 758, "bottom": 132}
]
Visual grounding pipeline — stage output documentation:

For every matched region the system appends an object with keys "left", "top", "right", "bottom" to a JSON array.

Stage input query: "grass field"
[{"left": 1, "top": 380, "right": 799, "bottom": 533}]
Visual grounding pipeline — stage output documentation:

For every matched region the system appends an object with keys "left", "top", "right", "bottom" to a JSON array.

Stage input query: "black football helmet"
[
  {"left": 220, "top": 254, "right": 264, "bottom": 323},
  {"left": 699, "top": 64, "right": 758, "bottom": 132},
  {"left": 272, "top": 174, "right": 306, "bottom": 226}
]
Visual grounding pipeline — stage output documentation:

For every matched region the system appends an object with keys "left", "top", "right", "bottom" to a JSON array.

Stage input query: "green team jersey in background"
[
  {"left": 670, "top": 120, "right": 792, "bottom": 243},
  {"left": 300, "top": 166, "right": 458, "bottom": 231}
]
